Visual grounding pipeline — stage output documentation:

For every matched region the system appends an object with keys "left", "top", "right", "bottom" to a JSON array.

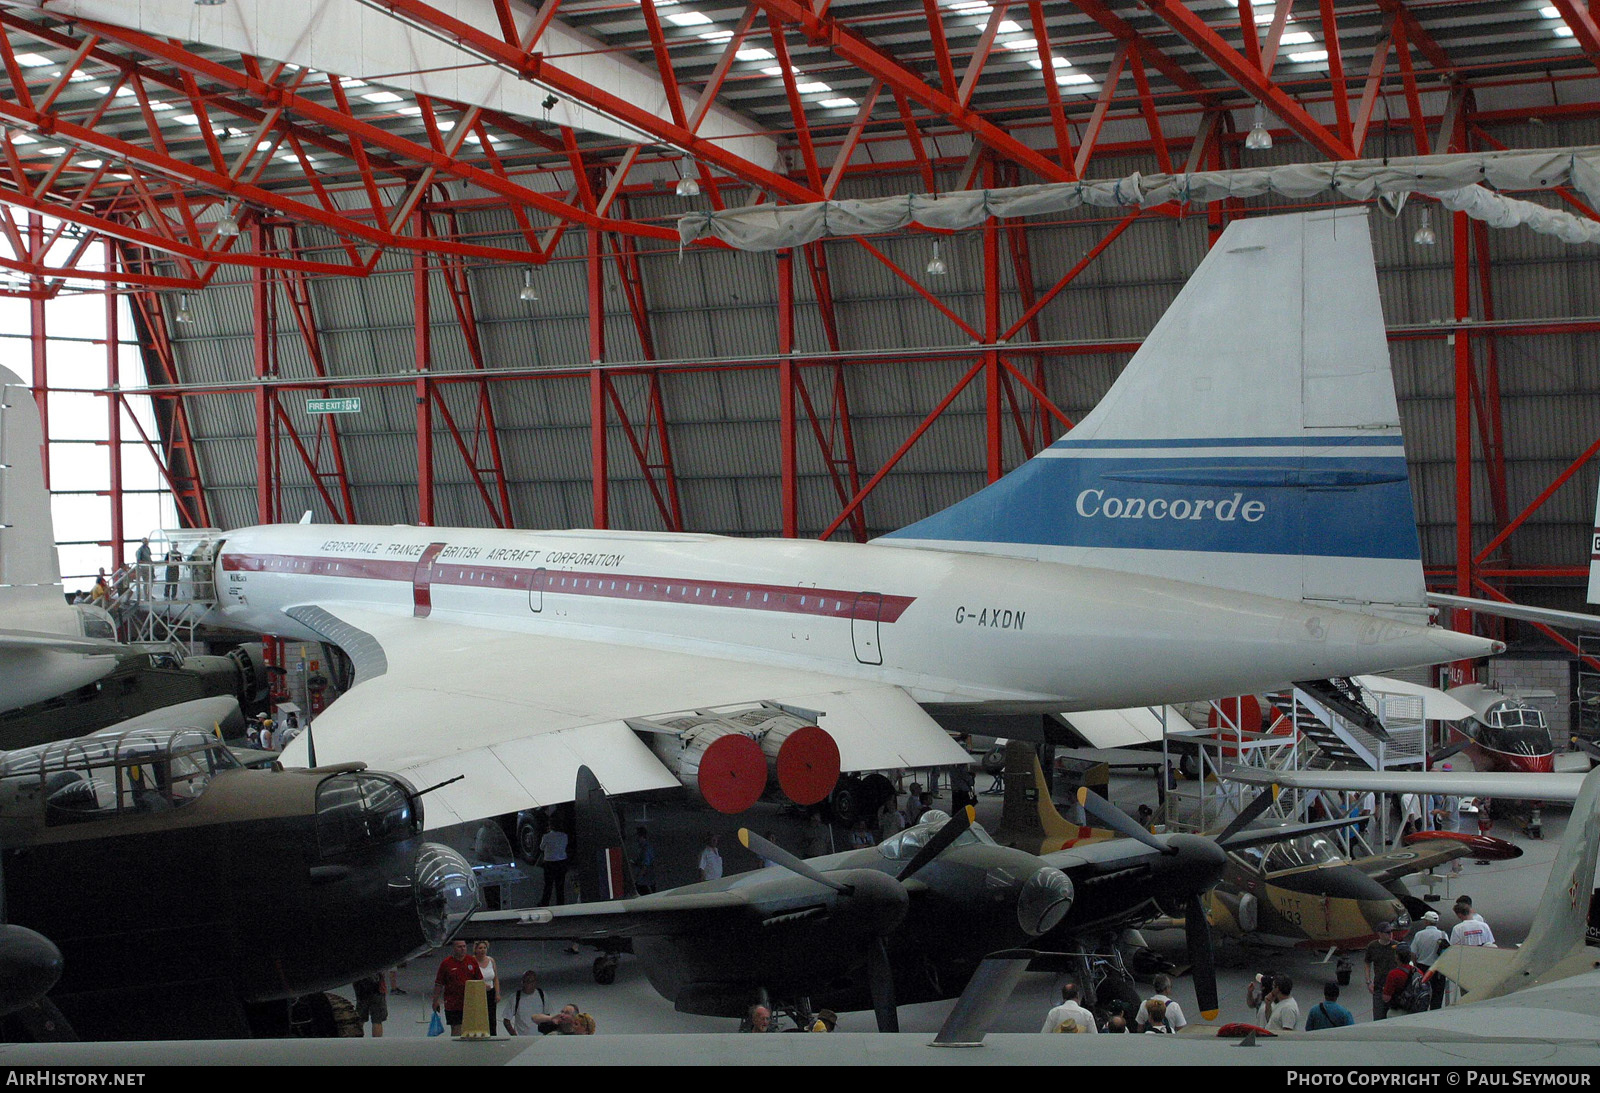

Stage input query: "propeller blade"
[
  {"left": 867, "top": 936, "right": 899, "bottom": 1033},
  {"left": 894, "top": 806, "right": 975, "bottom": 883},
  {"left": 1185, "top": 893, "right": 1219, "bottom": 1021},
  {"left": 1220, "top": 816, "right": 1362, "bottom": 851},
  {"left": 1074, "top": 789, "right": 1174, "bottom": 856},
  {"left": 1431, "top": 738, "right": 1472, "bottom": 762},
  {"left": 1213, "top": 783, "right": 1279, "bottom": 845},
  {"left": 738, "top": 829, "right": 851, "bottom": 894}
]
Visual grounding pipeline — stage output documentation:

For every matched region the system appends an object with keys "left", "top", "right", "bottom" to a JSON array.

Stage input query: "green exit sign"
[{"left": 307, "top": 397, "right": 361, "bottom": 414}]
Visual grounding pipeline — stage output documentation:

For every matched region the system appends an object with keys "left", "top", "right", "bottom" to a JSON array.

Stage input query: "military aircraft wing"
[
  {"left": 468, "top": 889, "right": 759, "bottom": 941},
  {"left": 1344, "top": 838, "right": 1517, "bottom": 887},
  {"left": 0, "top": 630, "right": 122, "bottom": 655},
  {"left": 1221, "top": 766, "right": 1587, "bottom": 801},
  {"left": 276, "top": 603, "right": 971, "bottom": 829}
]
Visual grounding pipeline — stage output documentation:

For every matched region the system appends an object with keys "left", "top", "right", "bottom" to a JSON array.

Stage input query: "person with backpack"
[
  {"left": 1304, "top": 982, "right": 1356, "bottom": 1030},
  {"left": 1381, "top": 946, "right": 1431, "bottom": 1017}
]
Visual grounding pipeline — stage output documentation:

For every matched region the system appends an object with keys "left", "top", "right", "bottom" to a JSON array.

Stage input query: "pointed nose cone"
[{"left": 1426, "top": 628, "right": 1505, "bottom": 662}]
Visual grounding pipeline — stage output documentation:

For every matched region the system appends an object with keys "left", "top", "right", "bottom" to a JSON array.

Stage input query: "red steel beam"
[
  {"left": 1548, "top": 1, "right": 1600, "bottom": 75},
  {"left": 589, "top": 227, "right": 607, "bottom": 530},
  {"left": 819, "top": 359, "right": 986, "bottom": 541},
  {"left": 358, "top": 0, "right": 818, "bottom": 204},
  {"left": 778, "top": 249, "right": 798, "bottom": 539},
  {"left": 1069, "top": 0, "right": 1219, "bottom": 105},
  {"left": 755, "top": 0, "right": 1073, "bottom": 183},
  {"left": 1318, "top": 0, "right": 1355, "bottom": 150},
  {"left": 431, "top": 205, "right": 516, "bottom": 528},
  {"left": 71, "top": 19, "right": 680, "bottom": 243},
  {"left": 1141, "top": 0, "right": 1356, "bottom": 159},
  {"left": 1452, "top": 210, "right": 1473, "bottom": 614},
  {"left": 273, "top": 225, "right": 358, "bottom": 523},
  {"left": 413, "top": 215, "right": 433, "bottom": 527},
  {"left": 104, "top": 239, "right": 123, "bottom": 567},
  {"left": 252, "top": 225, "right": 276, "bottom": 525}
]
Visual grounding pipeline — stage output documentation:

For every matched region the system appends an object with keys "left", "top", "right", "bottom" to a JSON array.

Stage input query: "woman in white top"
[{"left": 474, "top": 940, "right": 499, "bottom": 1035}]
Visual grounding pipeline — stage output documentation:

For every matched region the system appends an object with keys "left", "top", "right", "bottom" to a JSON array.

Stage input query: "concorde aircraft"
[{"left": 175, "top": 209, "right": 1497, "bottom": 829}]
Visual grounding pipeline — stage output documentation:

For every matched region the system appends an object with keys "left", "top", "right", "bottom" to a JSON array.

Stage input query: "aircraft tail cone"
[
  {"left": 697, "top": 734, "right": 767, "bottom": 814},
  {"left": 774, "top": 725, "right": 840, "bottom": 806}
]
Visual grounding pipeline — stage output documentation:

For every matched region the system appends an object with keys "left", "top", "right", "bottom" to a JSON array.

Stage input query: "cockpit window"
[
  {"left": 1263, "top": 833, "right": 1342, "bottom": 873},
  {"left": 877, "top": 814, "right": 995, "bottom": 861},
  {"left": 0, "top": 727, "right": 239, "bottom": 825},
  {"left": 316, "top": 772, "right": 420, "bottom": 857},
  {"left": 1486, "top": 705, "right": 1545, "bottom": 731}
]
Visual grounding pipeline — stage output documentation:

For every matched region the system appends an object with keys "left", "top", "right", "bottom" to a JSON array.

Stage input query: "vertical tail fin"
[
  {"left": 883, "top": 209, "right": 1427, "bottom": 621},
  {"left": 0, "top": 365, "right": 74, "bottom": 632},
  {"left": 1588, "top": 478, "right": 1600, "bottom": 604},
  {"left": 572, "top": 766, "right": 637, "bottom": 902},
  {"left": 1514, "top": 764, "right": 1600, "bottom": 966},
  {"left": 993, "top": 741, "right": 1105, "bottom": 854},
  {"left": 1435, "top": 765, "right": 1600, "bottom": 1000}
]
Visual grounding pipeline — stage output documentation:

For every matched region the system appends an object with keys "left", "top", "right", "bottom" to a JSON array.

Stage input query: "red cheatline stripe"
[{"left": 222, "top": 552, "right": 915, "bottom": 623}]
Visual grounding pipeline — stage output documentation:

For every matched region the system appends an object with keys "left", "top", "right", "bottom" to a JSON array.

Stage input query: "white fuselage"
[{"left": 207, "top": 524, "right": 1484, "bottom": 714}]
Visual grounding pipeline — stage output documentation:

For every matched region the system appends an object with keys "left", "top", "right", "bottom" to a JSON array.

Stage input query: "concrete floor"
[{"left": 367, "top": 769, "right": 1569, "bottom": 1038}]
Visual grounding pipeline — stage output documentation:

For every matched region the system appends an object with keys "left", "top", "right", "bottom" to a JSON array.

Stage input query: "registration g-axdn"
[{"left": 196, "top": 209, "right": 1498, "bottom": 828}]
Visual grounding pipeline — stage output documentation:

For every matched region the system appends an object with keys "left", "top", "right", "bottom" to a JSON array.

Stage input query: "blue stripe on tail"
[{"left": 884, "top": 438, "right": 1421, "bottom": 561}]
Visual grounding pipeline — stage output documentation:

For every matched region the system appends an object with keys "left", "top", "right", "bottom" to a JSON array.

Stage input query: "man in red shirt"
[
  {"left": 1381, "top": 945, "right": 1426, "bottom": 1018},
  {"left": 430, "top": 938, "right": 483, "bottom": 1035}
]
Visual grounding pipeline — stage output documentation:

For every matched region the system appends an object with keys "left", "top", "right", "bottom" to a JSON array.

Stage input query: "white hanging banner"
[{"left": 679, "top": 148, "right": 1600, "bottom": 251}]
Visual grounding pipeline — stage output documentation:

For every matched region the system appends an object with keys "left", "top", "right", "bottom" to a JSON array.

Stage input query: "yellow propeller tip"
[
  {"left": 737, "top": 829, "right": 752, "bottom": 849},
  {"left": 964, "top": 805, "right": 975, "bottom": 823},
  {"left": 1201, "top": 1009, "right": 1219, "bottom": 1021}
]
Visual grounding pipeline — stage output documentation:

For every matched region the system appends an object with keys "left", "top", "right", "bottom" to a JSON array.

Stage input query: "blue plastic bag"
[{"left": 427, "top": 1011, "right": 445, "bottom": 1037}]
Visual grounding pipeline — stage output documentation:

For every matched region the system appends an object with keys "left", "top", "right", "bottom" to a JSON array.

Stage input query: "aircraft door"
[
  {"left": 851, "top": 592, "right": 884, "bottom": 666},
  {"left": 413, "top": 542, "right": 447, "bottom": 618},
  {"left": 528, "top": 567, "right": 546, "bottom": 613}
]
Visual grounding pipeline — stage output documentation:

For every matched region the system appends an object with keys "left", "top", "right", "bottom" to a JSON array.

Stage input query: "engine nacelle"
[
  {"left": 635, "top": 703, "right": 842, "bottom": 813},
  {"left": 644, "top": 721, "right": 767, "bottom": 814},
  {"left": 745, "top": 709, "right": 841, "bottom": 807}
]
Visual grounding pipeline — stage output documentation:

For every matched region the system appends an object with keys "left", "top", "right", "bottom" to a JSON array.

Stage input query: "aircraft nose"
[
  {"left": 411, "top": 842, "right": 480, "bottom": 948},
  {"left": 1017, "top": 866, "right": 1075, "bottom": 937},
  {"left": 0, "top": 925, "right": 62, "bottom": 1017}
]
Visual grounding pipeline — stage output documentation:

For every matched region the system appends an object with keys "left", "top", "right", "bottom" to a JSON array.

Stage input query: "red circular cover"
[
  {"left": 699, "top": 733, "right": 767, "bottom": 814},
  {"left": 775, "top": 725, "right": 842, "bottom": 806}
]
